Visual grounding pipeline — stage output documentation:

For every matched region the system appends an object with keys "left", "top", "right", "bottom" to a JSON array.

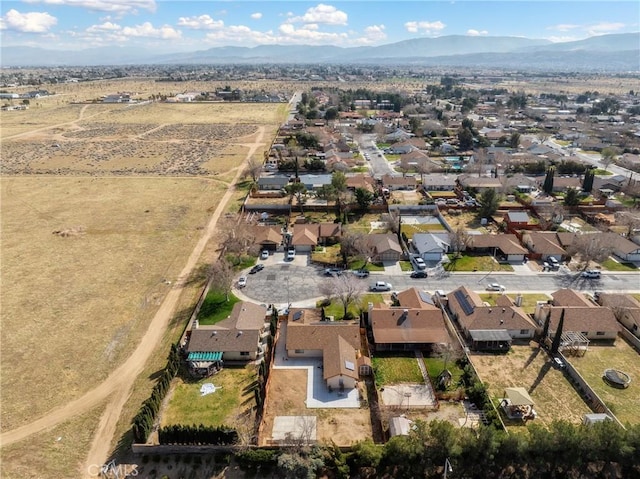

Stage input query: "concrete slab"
[
  {"left": 272, "top": 416, "right": 317, "bottom": 442},
  {"left": 380, "top": 383, "right": 436, "bottom": 408}
]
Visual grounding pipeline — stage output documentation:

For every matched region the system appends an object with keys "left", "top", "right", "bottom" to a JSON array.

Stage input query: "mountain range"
[{"left": 1, "top": 33, "right": 638, "bottom": 71}]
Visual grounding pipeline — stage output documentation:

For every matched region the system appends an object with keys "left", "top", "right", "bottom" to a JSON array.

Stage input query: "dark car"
[
  {"left": 410, "top": 270, "right": 428, "bottom": 278},
  {"left": 249, "top": 264, "right": 265, "bottom": 274}
]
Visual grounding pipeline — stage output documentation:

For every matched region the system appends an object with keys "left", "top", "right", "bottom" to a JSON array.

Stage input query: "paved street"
[{"left": 233, "top": 252, "right": 640, "bottom": 307}]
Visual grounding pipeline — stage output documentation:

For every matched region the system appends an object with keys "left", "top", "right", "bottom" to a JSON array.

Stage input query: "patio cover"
[{"left": 504, "top": 387, "right": 534, "bottom": 406}]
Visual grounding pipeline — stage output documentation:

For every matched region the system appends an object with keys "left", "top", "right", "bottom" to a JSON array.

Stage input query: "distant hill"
[{"left": 1, "top": 33, "right": 638, "bottom": 71}]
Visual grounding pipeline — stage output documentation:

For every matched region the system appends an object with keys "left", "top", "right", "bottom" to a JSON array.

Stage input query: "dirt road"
[{"left": 0, "top": 127, "right": 267, "bottom": 476}]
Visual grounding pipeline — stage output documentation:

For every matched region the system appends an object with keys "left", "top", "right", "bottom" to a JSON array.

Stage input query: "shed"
[
  {"left": 583, "top": 413, "right": 611, "bottom": 425},
  {"left": 389, "top": 416, "right": 413, "bottom": 437}
]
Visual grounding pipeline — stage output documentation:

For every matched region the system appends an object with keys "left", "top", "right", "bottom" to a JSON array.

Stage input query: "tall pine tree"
[
  {"left": 543, "top": 166, "right": 556, "bottom": 194},
  {"left": 551, "top": 309, "right": 565, "bottom": 354}
]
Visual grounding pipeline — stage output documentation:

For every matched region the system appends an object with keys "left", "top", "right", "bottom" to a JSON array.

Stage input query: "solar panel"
[
  {"left": 454, "top": 290, "right": 475, "bottom": 316},
  {"left": 293, "top": 311, "right": 303, "bottom": 321},
  {"left": 345, "top": 360, "right": 355, "bottom": 371}
]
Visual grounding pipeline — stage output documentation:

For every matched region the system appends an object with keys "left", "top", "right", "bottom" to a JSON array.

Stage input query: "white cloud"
[
  {"left": 121, "top": 22, "right": 181, "bottom": 39},
  {"left": 547, "top": 24, "right": 580, "bottom": 32},
  {"left": 587, "top": 22, "right": 626, "bottom": 35},
  {"left": 404, "top": 20, "right": 446, "bottom": 35},
  {"left": 250, "top": 12, "right": 262, "bottom": 20},
  {"left": 287, "top": 4, "right": 348, "bottom": 26},
  {"left": 23, "top": 0, "right": 156, "bottom": 14},
  {"left": 177, "top": 15, "right": 224, "bottom": 30},
  {"left": 359, "top": 24, "right": 387, "bottom": 44},
  {"left": 547, "top": 35, "right": 581, "bottom": 43},
  {"left": 86, "top": 21, "right": 121, "bottom": 33},
  {"left": 0, "top": 9, "right": 57, "bottom": 33},
  {"left": 466, "top": 29, "right": 488, "bottom": 36},
  {"left": 279, "top": 22, "right": 348, "bottom": 42}
]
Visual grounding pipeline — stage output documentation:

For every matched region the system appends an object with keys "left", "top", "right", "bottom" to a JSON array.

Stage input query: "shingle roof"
[
  {"left": 323, "top": 335, "right": 358, "bottom": 380},
  {"left": 395, "top": 287, "right": 438, "bottom": 309},
  {"left": 368, "top": 234, "right": 403, "bottom": 255},
  {"left": 538, "top": 305, "right": 620, "bottom": 334},
  {"left": 523, "top": 231, "right": 566, "bottom": 255},
  {"left": 371, "top": 308, "right": 449, "bottom": 345},
  {"left": 467, "top": 234, "right": 528, "bottom": 255},
  {"left": 286, "top": 309, "right": 360, "bottom": 352},
  {"left": 552, "top": 289, "right": 596, "bottom": 308}
]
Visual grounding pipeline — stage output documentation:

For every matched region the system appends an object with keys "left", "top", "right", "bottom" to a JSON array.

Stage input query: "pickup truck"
[{"left": 370, "top": 281, "right": 392, "bottom": 292}]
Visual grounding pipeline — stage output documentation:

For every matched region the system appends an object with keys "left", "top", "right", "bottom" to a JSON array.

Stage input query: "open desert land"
[
  {"left": 0, "top": 81, "right": 286, "bottom": 478},
  {"left": 469, "top": 344, "right": 592, "bottom": 430}
]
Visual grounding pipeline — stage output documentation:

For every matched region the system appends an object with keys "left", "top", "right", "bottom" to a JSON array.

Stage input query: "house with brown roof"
[
  {"left": 367, "top": 233, "right": 404, "bottom": 262},
  {"left": 251, "top": 225, "right": 284, "bottom": 252},
  {"left": 596, "top": 293, "right": 640, "bottom": 339},
  {"left": 467, "top": 234, "right": 528, "bottom": 263},
  {"left": 382, "top": 174, "right": 417, "bottom": 191},
  {"left": 186, "top": 302, "right": 269, "bottom": 376},
  {"left": 286, "top": 308, "right": 362, "bottom": 390},
  {"left": 534, "top": 289, "right": 620, "bottom": 342},
  {"left": 447, "top": 286, "right": 537, "bottom": 352},
  {"left": 346, "top": 173, "right": 375, "bottom": 193},
  {"left": 368, "top": 287, "right": 450, "bottom": 352},
  {"left": 291, "top": 222, "right": 342, "bottom": 251},
  {"left": 521, "top": 231, "right": 567, "bottom": 261}
]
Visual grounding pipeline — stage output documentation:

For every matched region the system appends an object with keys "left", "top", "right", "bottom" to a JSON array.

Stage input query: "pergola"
[
  {"left": 500, "top": 387, "right": 536, "bottom": 421},
  {"left": 560, "top": 331, "right": 589, "bottom": 356}
]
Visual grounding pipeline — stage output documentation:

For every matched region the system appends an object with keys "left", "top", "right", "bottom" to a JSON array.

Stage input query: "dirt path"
[
  {"left": 3, "top": 104, "right": 102, "bottom": 140},
  {"left": 0, "top": 127, "right": 267, "bottom": 471}
]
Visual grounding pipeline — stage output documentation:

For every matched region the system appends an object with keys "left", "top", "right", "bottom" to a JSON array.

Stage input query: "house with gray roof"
[{"left": 412, "top": 232, "right": 450, "bottom": 262}]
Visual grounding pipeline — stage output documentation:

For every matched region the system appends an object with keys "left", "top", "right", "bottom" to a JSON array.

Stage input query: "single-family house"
[
  {"left": 369, "top": 287, "right": 450, "bottom": 352},
  {"left": 504, "top": 211, "right": 532, "bottom": 229},
  {"left": 258, "top": 175, "right": 290, "bottom": 191},
  {"left": 388, "top": 143, "right": 415, "bottom": 155},
  {"left": 457, "top": 175, "right": 503, "bottom": 192},
  {"left": 250, "top": 225, "right": 284, "bottom": 252},
  {"left": 412, "top": 233, "right": 450, "bottom": 262},
  {"left": 346, "top": 174, "right": 376, "bottom": 193},
  {"left": 521, "top": 231, "right": 567, "bottom": 261},
  {"left": 286, "top": 308, "right": 362, "bottom": 390},
  {"left": 420, "top": 174, "right": 458, "bottom": 192},
  {"left": 534, "top": 289, "right": 620, "bottom": 342},
  {"left": 367, "top": 234, "right": 404, "bottom": 262},
  {"left": 382, "top": 174, "right": 417, "bottom": 191},
  {"left": 186, "top": 302, "right": 268, "bottom": 375},
  {"left": 291, "top": 224, "right": 318, "bottom": 252},
  {"left": 596, "top": 293, "right": 640, "bottom": 338},
  {"left": 467, "top": 234, "right": 528, "bottom": 263},
  {"left": 298, "top": 174, "right": 333, "bottom": 191},
  {"left": 606, "top": 232, "right": 640, "bottom": 262},
  {"left": 447, "top": 286, "right": 537, "bottom": 352}
]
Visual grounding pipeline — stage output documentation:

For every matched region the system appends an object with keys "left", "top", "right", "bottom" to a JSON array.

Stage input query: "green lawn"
[
  {"left": 423, "top": 357, "right": 464, "bottom": 391},
  {"left": 592, "top": 169, "right": 613, "bottom": 176},
  {"left": 311, "top": 244, "right": 342, "bottom": 265},
  {"left": 570, "top": 339, "right": 640, "bottom": 426},
  {"left": 161, "top": 366, "right": 257, "bottom": 428},
  {"left": 386, "top": 154, "right": 401, "bottom": 162},
  {"left": 372, "top": 355, "right": 423, "bottom": 387},
  {"left": 444, "top": 254, "right": 514, "bottom": 272},
  {"left": 349, "top": 259, "right": 385, "bottom": 271},
  {"left": 399, "top": 260, "right": 414, "bottom": 271},
  {"left": 317, "top": 293, "right": 384, "bottom": 319},
  {"left": 479, "top": 293, "right": 550, "bottom": 314},
  {"left": 601, "top": 258, "right": 638, "bottom": 271},
  {"left": 197, "top": 291, "right": 240, "bottom": 326}
]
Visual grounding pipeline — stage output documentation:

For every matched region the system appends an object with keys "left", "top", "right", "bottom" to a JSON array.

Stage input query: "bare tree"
[
  {"left": 210, "top": 257, "right": 234, "bottom": 300},
  {"left": 600, "top": 147, "right": 619, "bottom": 172},
  {"left": 566, "top": 233, "right": 613, "bottom": 270},
  {"left": 319, "top": 274, "right": 366, "bottom": 320},
  {"left": 244, "top": 157, "right": 263, "bottom": 183},
  {"left": 614, "top": 211, "right": 640, "bottom": 237},
  {"left": 220, "top": 214, "right": 257, "bottom": 258},
  {"left": 448, "top": 228, "right": 471, "bottom": 258},
  {"left": 341, "top": 231, "right": 375, "bottom": 268}
]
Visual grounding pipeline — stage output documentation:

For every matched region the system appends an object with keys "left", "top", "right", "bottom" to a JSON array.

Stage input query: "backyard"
[
  {"left": 372, "top": 354, "right": 424, "bottom": 387},
  {"left": 161, "top": 366, "right": 258, "bottom": 430},
  {"left": 569, "top": 338, "right": 640, "bottom": 426},
  {"left": 470, "top": 344, "right": 592, "bottom": 429}
]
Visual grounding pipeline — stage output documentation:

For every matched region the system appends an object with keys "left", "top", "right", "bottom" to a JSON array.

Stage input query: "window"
[
  {"left": 240, "top": 351, "right": 250, "bottom": 356},
  {"left": 520, "top": 329, "right": 528, "bottom": 334},
  {"left": 596, "top": 331, "right": 605, "bottom": 336},
  {"left": 295, "top": 349, "right": 305, "bottom": 354}
]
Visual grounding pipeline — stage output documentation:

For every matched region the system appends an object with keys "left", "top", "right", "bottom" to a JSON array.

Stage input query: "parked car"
[
  {"left": 286, "top": 247, "right": 296, "bottom": 261},
  {"left": 260, "top": 250, "right": 269, "bottom": 260},
  {"left": 249, "top": 264, "right": 264, "bottom": 274},
  {"left": 324, "top": 267, "right": 344, "bottom": 276},
  {"left": 370, "top": 281, "right": 392, "bottom": 292},
  {"left": 581, "top": 269, "right": 601, "bottom": 279},
  {"left": 412, "top": 257, "right": 427, "bottom": 270},
  {"left": 410, "top": 270, "right": 428, "bottom": 278},
  {"left": 486, "top": 283, "right": 505, "bottom": 292},
  {"left": 237, "top": 276, "right": 247, "bottom": 288},
  {"left": 352, "top": 269, "right": 370, "bottom": 278}
]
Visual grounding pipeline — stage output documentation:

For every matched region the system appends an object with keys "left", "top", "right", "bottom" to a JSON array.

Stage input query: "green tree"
[
  {"left": 457, "top": 127, "right": 474, "bottom": 151},
  {"left": 354, "top": 187, "right": 374, "bottom": 210},
  {"left": 284, "top": 182, "right": 307, "bottom": 213},
  {"left": 324, "top": 107, "right": 339, "bottom": 121},
  {"left": 582, "top": 168, "right": 595, "bottom": 192},
  {"left": 564, "top": 188, "right": 580, "bottom": 206},
  {"left": 478, "top": 188, "right": 499, "bottom": 219},
  {"left": 509, "top": 132, "right": 521, "bottom": 149},
  {"left": 409, "top": 116, "right": 422, "bottom": 134},
  {"left": 542, "top": 166, "right": 555, "bottom": 194}
]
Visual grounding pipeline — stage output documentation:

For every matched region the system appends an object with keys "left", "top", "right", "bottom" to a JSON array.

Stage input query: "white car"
[
  {"left": 581, "top": 270, "right": 601, "bottom": 279},
  {"left": 238, "top": 276, "right": 247, "bottom": 288},
  {"left": 412, "top": 257, "right": 427, "bottom": 270},
  {"left": 486, "top": 283, "right": 505, "bottom": 292},
  {"left": 370, "top": 281, "right": 392, "bottom": 292},
  {"left": 260, "top": 250, "right": 269, "bottom": 260}
]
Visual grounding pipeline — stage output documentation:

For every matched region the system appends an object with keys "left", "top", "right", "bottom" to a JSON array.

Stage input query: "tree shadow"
[
  {"left": 528, "top": 360, "right": 553, "bottom": 395},
  {"left": 522, "top": 346, "right": 541, "bottom": 369}
]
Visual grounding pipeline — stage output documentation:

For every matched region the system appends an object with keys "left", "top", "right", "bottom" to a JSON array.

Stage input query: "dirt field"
[
  {"left": 469, "top": 344, "right": 592, "bottom": 429},
  {"left": 0, "top": 78, "right": 287, "bottom": 479},
  {"left": 259, "top": 369, "right": 372, "bottom": 447}
]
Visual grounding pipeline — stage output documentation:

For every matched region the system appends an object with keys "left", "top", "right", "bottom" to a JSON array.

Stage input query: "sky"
[{"left": 1, "top": 1, "right": 638, "bottom": 52}]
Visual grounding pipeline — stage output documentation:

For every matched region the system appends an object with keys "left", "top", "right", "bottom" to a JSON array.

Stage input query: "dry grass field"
[
  {"left": 259, "top": 369, "right": 373, "bottom": 447},
  {"left": 0, "top": 78, "right": 286, "bottom": 478},
  {"left": 470, "top": 344, "right": 592, "bottom": 430}
]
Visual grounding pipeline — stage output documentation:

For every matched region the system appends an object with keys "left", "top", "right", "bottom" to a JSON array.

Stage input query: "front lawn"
[
  {"left": 601, "top": 258, "right": 638, "bottom": 271},
  {"left": 317, "top": 293, "right": 384, "bottom": 319},
  {"left": 311, "top": 244, "right": 342, "bottom": 265},
  {"left": 479, "top": 293, "right": 550, "bottom": 314},
  {"left": 399, "top": 260, "right": 414, "bottom": 271},
  {"left": 592, "top": 169, "right": 613, "bottom": 176},
  {"left": 161, "top": 366, "right": 257, "bottom": 428},
  {"left": 372, "top": 354, "right": 423, "bottom": 387},
  {"left": 197, "top": 291, "right": 240, "bottom": 325},
  {"left": 349, "top": 259, "right": 385, "bottom": 271},
  {"left": 444, "top": 254, "right": 514, "bottom": 272}
]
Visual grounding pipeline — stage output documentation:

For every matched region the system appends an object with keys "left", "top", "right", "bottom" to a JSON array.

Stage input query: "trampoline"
[{"left": 603, "top": 369, "right": 631, "bottom": 389}]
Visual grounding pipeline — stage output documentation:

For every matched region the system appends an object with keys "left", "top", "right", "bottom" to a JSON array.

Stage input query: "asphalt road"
[
  {"left": 358, "top": 133, "right": 397, "bottom": 179},
  {"left": 235, "top": 253, "right": 640, "bottom": 307}
]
